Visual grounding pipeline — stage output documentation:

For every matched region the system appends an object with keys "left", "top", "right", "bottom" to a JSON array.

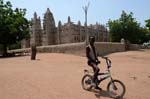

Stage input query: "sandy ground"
[{"left": 0, "top": 49, "right": 150, "bottom": 99}]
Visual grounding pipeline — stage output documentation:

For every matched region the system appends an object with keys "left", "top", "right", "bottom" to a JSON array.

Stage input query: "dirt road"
[{"left": 0, "top": 49, "right": 150, "bottom": 99}]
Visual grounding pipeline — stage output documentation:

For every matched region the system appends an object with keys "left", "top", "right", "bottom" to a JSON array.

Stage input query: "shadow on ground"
[{"left": 89, "top": 89, "right": 125, "bottom": 99}]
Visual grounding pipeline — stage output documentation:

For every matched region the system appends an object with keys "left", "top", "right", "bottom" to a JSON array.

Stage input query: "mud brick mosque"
[{"left": 22, "top": 8, "right": 109, "bottom": 48}]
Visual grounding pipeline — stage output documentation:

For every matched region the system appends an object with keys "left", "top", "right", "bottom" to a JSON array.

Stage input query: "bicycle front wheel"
[
  {"left": 81, "top": 74, "right": 93, "bottom": 91},
  {"left": 107, "top": 79, "right": 126, "bottom": 98}
]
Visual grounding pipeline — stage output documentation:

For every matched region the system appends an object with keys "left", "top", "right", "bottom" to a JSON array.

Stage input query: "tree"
[
  {"left": 144, "top": 19, "right": 150, "bottom": 42},
  {"left": 108, "top": 11, "right": 145, "bottom": 44},
  {"left": 145, "top": 19, "right": 150, "bottom": 30},
  {"left": 0, "top": 0, "right": 30, "bottom": 56}
]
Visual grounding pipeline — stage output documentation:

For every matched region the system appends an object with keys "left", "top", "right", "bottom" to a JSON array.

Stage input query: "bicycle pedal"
[{"left": 91, "top": 83, "right": 96, "bottom": 87}]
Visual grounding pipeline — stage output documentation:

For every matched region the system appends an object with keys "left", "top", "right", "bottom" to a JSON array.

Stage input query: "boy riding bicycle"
[{"left": 86, "top": 36, "right": 102, "bottom": 90}]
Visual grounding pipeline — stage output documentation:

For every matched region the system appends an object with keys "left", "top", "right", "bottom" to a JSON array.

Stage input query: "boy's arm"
[{"left": 94, "top": 47, "right": 100, "bottom": 64}]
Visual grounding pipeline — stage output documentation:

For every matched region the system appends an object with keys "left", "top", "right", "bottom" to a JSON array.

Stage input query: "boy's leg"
[
  {"left": 91, "top": 64, "right": 102, "bottom": 90},
  {"left": 92, "top": 64, "right": 99, "bottom": 83},
  {"left": 89, "top": 63, "right": 99, "bottom": 87}
]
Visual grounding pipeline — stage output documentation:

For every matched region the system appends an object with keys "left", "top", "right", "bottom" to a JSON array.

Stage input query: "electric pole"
[{"left": 83, "top": 1, "right": 90, "bottom": 45}]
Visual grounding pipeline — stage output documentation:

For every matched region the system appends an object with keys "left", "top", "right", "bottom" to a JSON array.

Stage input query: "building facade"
[{"left": 22, "top": 8, "right": 109, "bottom": 48}]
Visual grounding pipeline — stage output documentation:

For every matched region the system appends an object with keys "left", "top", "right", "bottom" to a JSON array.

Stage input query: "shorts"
[
  {"left": 87, "top": 60, "right": 96, "bottom": 66},
  {"left": 87, "top": 60, "right": 99, "bottom": 72}
]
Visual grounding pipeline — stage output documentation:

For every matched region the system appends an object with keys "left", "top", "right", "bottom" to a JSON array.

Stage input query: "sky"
[{"left": 8, "top": 0, "right": 150, "bottom": 27}]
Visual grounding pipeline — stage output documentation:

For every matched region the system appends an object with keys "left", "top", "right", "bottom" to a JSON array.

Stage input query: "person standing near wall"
[{"left": 31, "top": 43, "right": 37, "bottom": 60}]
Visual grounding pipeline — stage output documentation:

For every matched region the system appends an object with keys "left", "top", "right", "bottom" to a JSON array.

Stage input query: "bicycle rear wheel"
[
  {"left": 107, "top": 79, "right": 126, "bottom": 98},
  {"left": 81, "top": 74, "right": 93, "bottom": 91}
]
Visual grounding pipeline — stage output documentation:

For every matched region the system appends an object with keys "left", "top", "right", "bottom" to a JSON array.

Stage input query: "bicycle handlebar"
[
  {"left": 101, "top": 56, "right": 111, "bottom": 69},
  {"left": 101, "top": 56, "right": 108, "bottom": 59}
]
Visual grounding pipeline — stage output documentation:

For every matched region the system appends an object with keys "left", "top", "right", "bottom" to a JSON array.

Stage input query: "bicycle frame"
[
  {"left": 84, "top": 56, "right": 114, "bottom": 85},
  {"left": 94, "top": 56, "right": 114, "bottom": 84},
  {"left": 96, "top": 56, "right": 116, "bottom": 89},
  {"left": 97, "top": 69, "right": 113, "bottom": 84}
]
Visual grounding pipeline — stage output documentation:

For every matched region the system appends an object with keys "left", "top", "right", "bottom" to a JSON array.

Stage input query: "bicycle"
[{"left": 81, "top": 56, "right": 126, "bottom": 99}]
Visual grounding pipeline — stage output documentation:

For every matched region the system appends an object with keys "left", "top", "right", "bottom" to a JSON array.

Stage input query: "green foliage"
[
  {"left": 108, "top": 10, "right": 149, "bottom": 44},
  {"left": 8, "top": 41, "right": 21, "bottom": 50},
  {"left": 145, "top": 19, "right": 150, "bottom": 30},
  {"left": 144, "top": 19, "right": 150, "bottom": 41},
  {"left": 0, "top": 0, "right": 30, "bottom": 56}
]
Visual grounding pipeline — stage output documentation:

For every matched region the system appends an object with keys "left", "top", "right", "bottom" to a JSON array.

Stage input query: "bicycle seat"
[
  {"left": 84, "top": 69, "right": 89, "bottom": 74},
  {"left": 101, "top": 56, "right": 108, "bottom": 59}
]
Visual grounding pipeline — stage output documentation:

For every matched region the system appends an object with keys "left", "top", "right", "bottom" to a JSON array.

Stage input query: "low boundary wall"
[
  {"left": 9, "top": 42, "right": 142, "bottom": 56},
  {"left": 129, "top": 44, "right": 142, "bottom": 50},
  {"left": 95, "top": 42, "right": 125, "bottom": 56},
  {"left": 9, "top": 42, "right": 128, "bottom": 56}
]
